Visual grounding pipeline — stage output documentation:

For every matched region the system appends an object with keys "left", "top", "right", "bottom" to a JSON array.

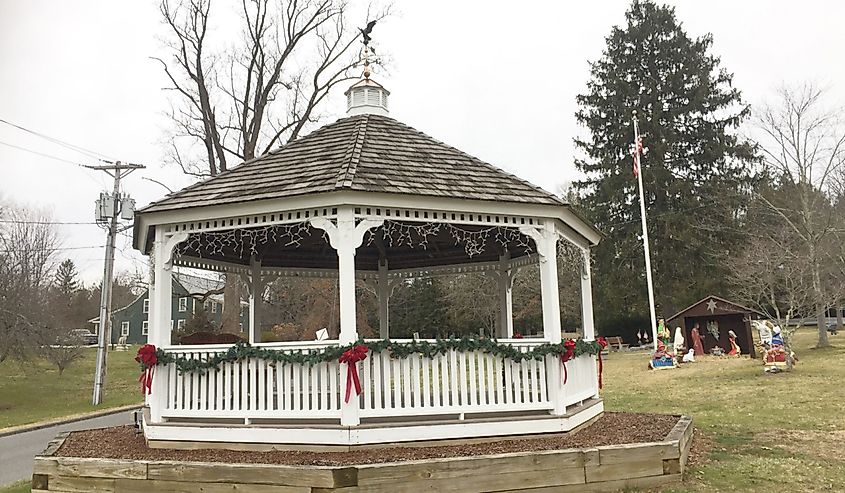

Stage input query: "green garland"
[{"left": 149, "top": 337, "right": 604, "bottom": 375}]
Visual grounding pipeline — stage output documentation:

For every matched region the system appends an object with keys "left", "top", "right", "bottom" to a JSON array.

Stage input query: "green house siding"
[{"left": 103, "top": 280, "right": 249, "bottom": 345}]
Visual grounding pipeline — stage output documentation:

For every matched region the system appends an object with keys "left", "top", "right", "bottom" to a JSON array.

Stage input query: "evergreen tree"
[
  {"left": 574, "top": 0, "right": 758, "bottom": 329},
  {"left": 50, "top": 259, "right": 80, "bottom": 329},
  {"left": 54, "top": 259, "right": 79, "bottom": 296},
  {"left": 390, "top": 278, "right": 449, "bottom": 338}
]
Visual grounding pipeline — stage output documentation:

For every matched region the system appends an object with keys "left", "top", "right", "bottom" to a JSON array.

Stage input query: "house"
[{"left": 89, "top": 272, "right": 249, "bottom": 345}]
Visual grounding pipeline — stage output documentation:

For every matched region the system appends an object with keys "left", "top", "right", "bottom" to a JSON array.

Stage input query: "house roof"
[
  {"left": 667, "top": 295, "right": 765, "bottom": 323},
  {"left": 138, "top": 114, "right": 565, "bottom": 214}
]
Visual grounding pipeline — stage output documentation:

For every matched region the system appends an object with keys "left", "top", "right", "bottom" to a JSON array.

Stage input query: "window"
[
  {"left": 141, "top": 321, "right": 149, "bottom": 336},
  {"left": 121, "top": 321, "right": 130, "bottom": 336},
  {"left": 211, "top": 302, "right": 217, "bottom": 313},
  {"left": 142, "top": 299, "right": 149, "bottom": 313},
  {"left": 177, "top": 319, "right": 186, "bottom": 330},
  {"left": 178, "top": 297, "right": 188, "bottom": 312},
  {"left": 92, "top": 322, "right": 99, "bottom": 335},
  {"left": 204, "top": 301, "right": 211, "bottom": 312}
]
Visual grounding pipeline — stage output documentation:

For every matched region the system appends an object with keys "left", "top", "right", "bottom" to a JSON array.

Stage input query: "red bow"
[
  {"left": 560, "top": 339, "right": 577, "bottom": 384},
  {"left": 339, "top": 344, "right": 369, "bottom": 403},
  {"left": 135, "top": 344, "right": 158, "bottom": 395},
  {"left": 596, "top": 337, "right": 608, "bottom": 389},
  {"left": 513, "top": 332, "right": 524, "bottom": 339}
]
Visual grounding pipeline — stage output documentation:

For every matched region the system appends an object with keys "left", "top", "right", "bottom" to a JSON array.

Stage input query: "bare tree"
[
  {"left": 156, "top": 0, "right": 387, "bottom": 332},
  {"left": 0, "top": 205, "right": 59, "bottom": 363},
  {"left": 754, "top": 84, "right": 845, "bottom": 347},
  {"left": 39, "top": 332, "right": 85, "bottom": 376},
  {"left": 728, "top": 221, "right": 816, "bottom": 358}
]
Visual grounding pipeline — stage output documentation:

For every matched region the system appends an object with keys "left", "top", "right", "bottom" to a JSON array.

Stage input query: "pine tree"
[
  {"left": 574, "top": 0, "right": 758, "bottom": 329},
  {"left": 54, "top": 259, "right": 79, "bottom": 297}
]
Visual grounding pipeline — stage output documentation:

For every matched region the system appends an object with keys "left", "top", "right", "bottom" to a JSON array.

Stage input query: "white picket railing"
[
  {"left": 156, "top": 340, "right": 598, "bottom": 423},
  {"left": 160, "top": 341, "right": 342, "bottom": 420},
  {"left": 358, "top": 341, "right": 551, "bottom": 417}
]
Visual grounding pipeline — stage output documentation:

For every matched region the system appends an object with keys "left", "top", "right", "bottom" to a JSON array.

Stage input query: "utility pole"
[{"left": 88, "top": 161, "right": 145, "bottom": 406}]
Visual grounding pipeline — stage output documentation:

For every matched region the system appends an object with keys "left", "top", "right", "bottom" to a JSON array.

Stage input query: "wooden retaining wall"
[{"left": 32, "top": 416, "right": 693, "bottom": 493}]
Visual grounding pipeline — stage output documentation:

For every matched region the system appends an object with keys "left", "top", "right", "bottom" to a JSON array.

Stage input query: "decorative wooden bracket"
[
  {"left": 310, "top": 217, "right": 384, "bottom": 252},
  {"left": 162, "top": 232, "right": 189, "bottom": 266}
]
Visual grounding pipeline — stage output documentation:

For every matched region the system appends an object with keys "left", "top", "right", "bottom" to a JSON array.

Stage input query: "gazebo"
[{"left": 132, "top": 73, "right": 604, "bottom": 448}]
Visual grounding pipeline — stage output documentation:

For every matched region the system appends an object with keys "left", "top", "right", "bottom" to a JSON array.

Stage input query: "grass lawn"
[
  {"left": 0, "top": 347, "right": 143, "bottom": 430},
  {"left": 603, "top": 327, "right": 845, "bottom": 492},
  {"left": 0, "top": 481, "right": 28, "bottom": 493}
]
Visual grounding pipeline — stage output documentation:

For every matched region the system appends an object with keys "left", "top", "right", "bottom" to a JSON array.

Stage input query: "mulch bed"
[{"left": 55, "top": 412, "right": 681, "bottom": 466}]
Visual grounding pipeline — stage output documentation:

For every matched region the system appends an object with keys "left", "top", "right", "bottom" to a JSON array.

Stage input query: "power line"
[
  {"left": 0, "top": 245, "right": 104, "bottom": 253},
  {"left": 0, "top": 219, "right": 99, "bottom": 225},
  {"left": 0, "top": 118, "right": 113, "bottom": 160},
  {"left": 0, "top": 140, "right": 86, "bottom": 167}
]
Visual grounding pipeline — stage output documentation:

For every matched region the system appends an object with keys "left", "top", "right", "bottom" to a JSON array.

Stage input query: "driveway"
[{"left": 0, "top": 408, "right": 138, "bottom": 487}]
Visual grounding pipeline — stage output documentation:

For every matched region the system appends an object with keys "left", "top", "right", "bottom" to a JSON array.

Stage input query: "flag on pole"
[{"left": 631, "top": 136, "right": 643, "bottom": 177}]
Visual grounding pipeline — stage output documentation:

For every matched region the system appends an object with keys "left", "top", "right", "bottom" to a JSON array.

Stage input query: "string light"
[
  {"left": 175, "top": 223, "right": 312, "bottom": 259},
  {"left": 174, "top": 220, "right": 535, "bottom": 261},
  {"left": 368, "top": 220, "right": 533, "bottom": 258},
  {"left": 557, "top": 239, "right": 589, "bottom": 278}
]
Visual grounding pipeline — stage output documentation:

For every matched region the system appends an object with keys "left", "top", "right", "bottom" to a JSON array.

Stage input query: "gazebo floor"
[
  {"left": 143, "top": 399, "right": 604, "bottom": 451},
  {"left": 32, "top": 412, "right": 694, "bottom": 493}
]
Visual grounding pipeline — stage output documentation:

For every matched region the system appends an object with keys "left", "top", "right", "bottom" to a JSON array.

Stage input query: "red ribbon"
[
  {"left": 559, "top": 339, "right": 576, "bottom": 384},
  {"left": 135, "top": 344, "right": 158, "bottom": 395},
  {"left": 339, "top": 344, "right": 369, "bottom": 403},
  {"left": 596, "top": 337, "right": 608, "bottom": 389}
]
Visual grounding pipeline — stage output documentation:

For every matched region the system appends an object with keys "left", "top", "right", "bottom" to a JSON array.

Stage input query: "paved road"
[{"left": 0, "top": 409, "right": 138, "bottom": 487}]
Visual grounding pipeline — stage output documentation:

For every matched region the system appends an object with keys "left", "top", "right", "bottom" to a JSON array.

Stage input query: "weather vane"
[{"left": 359, "top": 20, "right": 377, "bottom": 79}]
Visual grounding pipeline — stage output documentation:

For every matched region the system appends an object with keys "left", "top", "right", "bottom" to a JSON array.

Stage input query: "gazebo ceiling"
[
  {"left": 174, "top": 223, "right": 535, "bottom": 271},
  {"left": 138, "top": 114, "right": 565, "bottom": 216}
]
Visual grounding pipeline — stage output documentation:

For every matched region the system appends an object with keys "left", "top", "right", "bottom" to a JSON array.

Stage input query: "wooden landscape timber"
[{"left": 30, "top": 415, "right": 693, "bottom": 492}]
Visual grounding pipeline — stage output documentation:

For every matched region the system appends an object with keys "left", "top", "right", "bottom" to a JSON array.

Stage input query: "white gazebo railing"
[{"left": 153, "top": 340, "right": 598, "bottom": 425}]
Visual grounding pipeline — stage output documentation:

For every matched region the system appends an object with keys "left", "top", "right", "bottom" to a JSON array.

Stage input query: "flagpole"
[{"left": 632, "top": 111, "right": 658, "bottom": 350}]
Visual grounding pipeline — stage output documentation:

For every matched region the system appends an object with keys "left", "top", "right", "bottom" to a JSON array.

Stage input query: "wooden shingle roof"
[{"left": 140, "top": 114, "right": 564, "bottom": 214}]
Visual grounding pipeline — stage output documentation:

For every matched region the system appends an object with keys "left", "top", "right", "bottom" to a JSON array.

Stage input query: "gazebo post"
[
  {"left": 312, "top": 210, "right": 383, "bottom": 427},
  {"left": 149, "top": 229, "right": 187, "bottom": 422},
  {"left": 378, "top": 259, "right": 390, "bottom": 339},
  {"left": 496, "top": 252, "right": 514, "bottom": 338},
  {"left": 522, "top": 223, "right": 566, "bottom": 415},
  {"left": 335, "top": 209, "right": 359, "bottom": 345},
  {"left": 580, "top": 248, "right": 595, "bottom": 341},
  {"left": 249, "top": 258, "right": 262, "bottom": 344},
  {"left": 151, "top": 230, "right": 188, "bottom": 347}
]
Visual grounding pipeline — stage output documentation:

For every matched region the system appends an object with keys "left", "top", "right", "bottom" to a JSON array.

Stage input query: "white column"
[
  {"left": 249, "top": 258, "right": 262, "bottom": 344},
  {"left": 522, "top": 223, "right": 564, "bottom": 415},
  {"left": 378, "top": 260, "right": 390, "bottom": 339},
  {"left": 538, "top": 229, "right": 562, "bottom": 344},
  {"left": 149, "top": 229, "right": 187, "bottom": 422},
  {"left": 311, "top": 211, "right": 383, "bottom": 427},
  {"left": 497, "top": 253, "right": 514, "bottom": 338},
  {"left": 580, "top": 248, "right": 595, "bottom": 341},
  {"left": 335, "top": 209, "right": 358, "bottom": 345}
]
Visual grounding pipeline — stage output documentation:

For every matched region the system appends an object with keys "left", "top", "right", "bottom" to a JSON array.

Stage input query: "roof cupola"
[{"left": 345, "top": 21, "right": 389, "bottom": 116}]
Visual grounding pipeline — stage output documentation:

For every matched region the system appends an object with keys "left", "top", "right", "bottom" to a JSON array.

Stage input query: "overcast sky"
[{"left": 2, "top": 0, "right": 844, "bottom": 283}]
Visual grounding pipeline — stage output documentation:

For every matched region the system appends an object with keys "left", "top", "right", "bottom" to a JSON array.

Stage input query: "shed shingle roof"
[{"left": 140, "top": 114, "right": 564, "bottom": 214}]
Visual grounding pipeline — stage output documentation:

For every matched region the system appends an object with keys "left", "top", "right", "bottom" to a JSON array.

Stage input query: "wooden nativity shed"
[
  {"left": 668, "top": 295, "right": 760, "bottom": 358},
  {"left": 132, "top": 75, "right": 604, "bottom": 449}
]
